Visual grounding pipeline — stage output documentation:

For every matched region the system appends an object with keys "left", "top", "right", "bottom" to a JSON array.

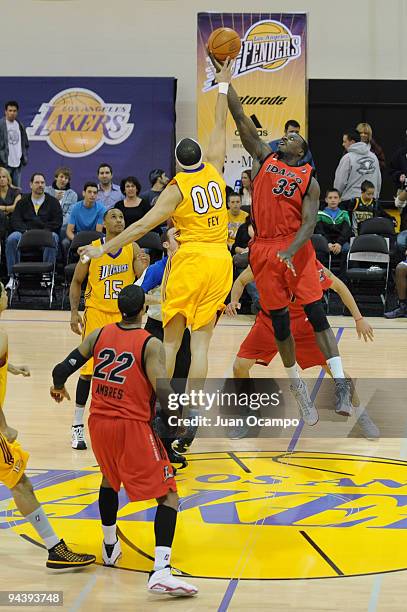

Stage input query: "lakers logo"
[
  {"left": 27, "top": 88, "right": 134, "bottom": 158},
  {"left": 3, "top": 451, "right": 407, "bottom": 579}
]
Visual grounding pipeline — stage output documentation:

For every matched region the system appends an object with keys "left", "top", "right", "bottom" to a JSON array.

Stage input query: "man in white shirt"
[{"left": 0, "top": 101, "right": 29, "bottom": 188}]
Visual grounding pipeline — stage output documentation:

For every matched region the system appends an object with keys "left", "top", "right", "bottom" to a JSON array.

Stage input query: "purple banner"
[{"left": 0, "top": 77, "right": 176, "bottom": 193}]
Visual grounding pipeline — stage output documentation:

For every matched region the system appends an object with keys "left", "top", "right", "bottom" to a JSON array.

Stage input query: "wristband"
[{"left": 218, "top": 82, "right": 229, "bottom": 95}]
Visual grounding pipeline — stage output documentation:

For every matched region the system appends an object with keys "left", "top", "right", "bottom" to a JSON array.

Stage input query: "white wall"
[{"left": 1, "top": 0, "right": 406, "bottom": 138}]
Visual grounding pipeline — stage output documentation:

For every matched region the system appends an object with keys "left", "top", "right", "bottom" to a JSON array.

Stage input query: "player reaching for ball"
[
  {"left": 226, "top": 263, "right": 379, "bottom": 438},
  {"left": 218, "top": 56, "right": 353, "bottom": 425},
  {"left": 78, "top": 57, "right": 234, "bottom": 452}
]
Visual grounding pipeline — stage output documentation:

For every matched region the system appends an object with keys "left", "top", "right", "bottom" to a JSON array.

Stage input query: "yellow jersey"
[
  {"left": 0, "top": 352, "right": 7, "bottom": 409},
  {"left": 171, "top": 162, "right": 228, "bottom": 244},
  {"left": 84, "top": 239, "right": 135, "bottom": 313}
]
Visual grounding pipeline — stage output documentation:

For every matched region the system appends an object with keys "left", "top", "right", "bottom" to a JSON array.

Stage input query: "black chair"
[
  {"left": 359, "top": 217, "right": 397, "bottom": 260},
  {"left": 61, "top": 230, "right": 102, "bottom": 308},
  {"left": 311, "top": 234, "right": 331, "bottom": 270},
  {"left": 346, "top": 234, "right": 390, "bottom": 314},
  {"left": 11, "top": 230, "right": 57, "bottom": 308}
]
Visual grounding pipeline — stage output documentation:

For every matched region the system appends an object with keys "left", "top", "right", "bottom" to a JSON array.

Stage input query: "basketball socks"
[
  {"left": 73, "top": 378, "right": 91, "bottom": 426},
  {"left": 285, "top": 364, "right": 301, "bottom": 380},
  {"left": 327, "top": 356, "right": 345, "bottom": 378},
  {"left": 154, "top": 505, "right": 177, "bottom": 570},
  {"left": 73, "top": 406, "right": 85, "bottom": 427},
  {"left": 102, "top": 524, "right": 117, "bottom": 546},
  {"left": 99, "top": 486, "right": 119, "bottom": 544},
  {"left": 25, "top": 506, "right": 60, "bottom": 550}
]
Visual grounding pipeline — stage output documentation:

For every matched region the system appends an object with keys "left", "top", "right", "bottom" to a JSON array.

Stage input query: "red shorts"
[
  {"left": 88, "top": 415, "right": 177, "bottom": 502},
  {"left": 249, "top": 237, "right": 323, "bottom": 311},
  {"left": 237, "top": 310, "right": 326, "bottom": 370}
]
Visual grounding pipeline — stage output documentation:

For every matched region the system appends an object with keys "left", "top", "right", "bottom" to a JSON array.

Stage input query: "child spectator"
[
  {"left": 315, "top": 188, "right": 352, "bottom": 256},
  {"left": 342, "top": 180, "right": 395, "bottom": 235}
]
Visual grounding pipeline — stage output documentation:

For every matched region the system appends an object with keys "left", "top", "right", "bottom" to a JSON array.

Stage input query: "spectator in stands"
[
  {"left": 0, "top": 168, "right": 21, "bottom": 256},
  {"left": 269, "top": 119, "right": 315, "bottom": 168},
  {"left": 45, "top": 167, "right": 77, "bottom": 240},
  {"left": 5, "top": 173, "right": 62, "bottom": 290},
  {"left": 389, "top": 132, "right": 407, "bottom": 251},
  {"left": 227, "top": 193, "right": 248, "bottom": 249},
  {"left": 231, "top": 219, "right": 259, "bottom": 313},
  {"left": 315, "top": 188, "right": 352, "bottom": 267},
  {"left": 341, "top": 179, "right": 394, "bottom": 236},
  {"left": 115, "top": 176, "right": 150, "bottom": 228},
  {"left": 141, "top": 169, "right": 170, "bottom": 207},
  {"left": 62, "top": 182, "right": 104, "bottom": 256},
  {"left": 356, "top": 123, "right": 386, "bottom": 171},
  {"left": 384, "top": 255, "right": 407, "bottom": 319},
  {"left": 96, "top": 163, "right": 122, "bottom": 209},
  {"left": 239, "top": 170, "right": 253, "bottom": 207},
  {"left": 334, "top": 129, "right": 381, "bottom": 207},
  {"left": 0, "top": 101, "right": 29, "bottom": 188}
]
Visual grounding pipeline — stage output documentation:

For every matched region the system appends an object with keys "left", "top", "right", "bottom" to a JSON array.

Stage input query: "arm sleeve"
[{"left": 52, "top": 348, "right": 88, "bottom": 388}]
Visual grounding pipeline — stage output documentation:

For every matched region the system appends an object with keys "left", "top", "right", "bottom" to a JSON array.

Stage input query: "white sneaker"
[
  {"left": 148, "top": 567, "right": 198, "bottom": 597},
  {"left": 102, "top": 539, "right": 121, "bottom": 566},
  {"left": 5, "top": 278, "right": 17, "bottom": 291},
  {"left": 334, "top": 379, "right": 353, "bottom": 417},
  {"left": 71, "top": 424, "right": 87, "bottom": 450},
  {"left": 289, "top": 379, "right": 319, "bottom": 426}
]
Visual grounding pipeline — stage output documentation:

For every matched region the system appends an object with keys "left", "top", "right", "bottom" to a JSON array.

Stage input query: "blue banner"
[{"left": 0, "top": 77, "right": 176, "bottom": 193}]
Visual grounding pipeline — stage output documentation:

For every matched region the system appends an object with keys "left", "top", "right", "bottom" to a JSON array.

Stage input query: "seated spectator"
[
  {"left": 231, "top": 219, "right": 259, "bottom": 313},
  {"left": 239, "top": 170, "right": 252, "bottom": 207},
  {"left": 115, "top": 176, "right": 150, "bottom": 227},
  {"left": 315, "top": 188, "right": 352, "bottom": 268},
  {"left": 140, "top": 169, "right": 170, "bottom": 207},
  {"left": 0, "top": 167, "right": 21, "bottom": 247},
  {"left": 227, "top": 193, "right": 248, "bottom": 249},
  {"left": 269, "top": 119, "right": 316, "bottom": 168},
  {"left": 97, "top": 163, "right": 122, "bottom": 209},
  {"left": 45, "top": 166, "right": 77, "bottom": 238},
  {"left": 384, "top": 254, "right": 407, "bottom": 318},
  {"left": 356, "top": 122, "right": 386, "bottom": 171},
  {"left": 62, "top": 182, "right": 104, "bottom": 256},
  {"left": 5, "top": 173, "right": 62, "bottom": 290},
  {"left": 389, "top": 132, "right": 407, "bottom": 252},
  {"left": 341, "top": 180, "right": 395, "bottom": 236}
]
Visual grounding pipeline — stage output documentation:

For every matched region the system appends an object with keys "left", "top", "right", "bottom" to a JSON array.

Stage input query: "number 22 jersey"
[{"left": 252, "top": 153, "right": 313, "bottom": 239}]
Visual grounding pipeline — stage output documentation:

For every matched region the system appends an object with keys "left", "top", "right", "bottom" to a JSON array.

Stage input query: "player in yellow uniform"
[
  {"left": 79, "top": 59, "right": 234, "bottom": 398},
  {"left": 69, "top": 207, "right": 148, "bottom": 449},
  {"left": 0, "top": 282, "right": 95, "bottom": 568}
]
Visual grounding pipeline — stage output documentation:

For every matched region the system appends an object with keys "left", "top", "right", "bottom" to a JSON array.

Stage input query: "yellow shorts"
[
  {"left": 0, "top": 432, "right": 29, "bottom": 489},
  {"left": 81, "top": 307, "right": 122, "bottom": 376},
  {"left": 161, "top": 243, "right": 233, "bottom": 330}
]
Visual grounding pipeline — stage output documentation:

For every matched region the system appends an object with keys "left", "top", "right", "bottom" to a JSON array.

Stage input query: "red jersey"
[
  {"left": 252, "top": 153, "right": 313, "bottom": 238},
  {"left": 289, "top": 260, "right": 333, "bottom": 317},
  {"left": 90, "top": 324, "right": 155, "bottom": 421}
]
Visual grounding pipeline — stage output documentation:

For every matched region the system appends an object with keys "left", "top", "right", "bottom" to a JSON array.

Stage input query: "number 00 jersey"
[
  {"left": 90, "top": 324, "right": 155, "bottom": 421},
  {"left": 171, "top": 162, "right": 228, "bottom": 244},
  {"left": 252, "top": 153, "right": 313, "bottom": 238},
  {"left": 84, "top": 239, "right": 135, "bottom": 313}
]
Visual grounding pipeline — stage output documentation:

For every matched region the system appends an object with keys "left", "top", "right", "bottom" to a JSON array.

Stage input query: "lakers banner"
[
  {"left": 0, "top": 77, "right": 176, "bottom": 190},
  {"left": 197, "top": 13, "right": 307, "bottom": 188}
]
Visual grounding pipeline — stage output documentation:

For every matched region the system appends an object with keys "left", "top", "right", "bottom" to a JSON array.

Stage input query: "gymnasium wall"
[{"left": 1, "top": 0, "right": 406, "bottom": 140}]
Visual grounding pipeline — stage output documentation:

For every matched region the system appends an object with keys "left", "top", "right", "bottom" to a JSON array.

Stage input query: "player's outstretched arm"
[
  {"left": 205, "top": 57, "right": 234, "bottom": 174},
  {"left": 225, "top": 265, "right": 254, "bottom": 316},
  {"left": 325, "top": 267, "right": 374, "bottom": 342}
]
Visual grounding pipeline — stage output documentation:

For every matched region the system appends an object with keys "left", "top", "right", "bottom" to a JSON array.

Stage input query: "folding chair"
[
  {"left": 61, "top": 230, "right": 102, "bottom": 308},
  {"left": 11, "top": 230, "right": 57, "bottom": 308},
  {"left": 345, "top": 234, "right": 390, "bottom": 314}
]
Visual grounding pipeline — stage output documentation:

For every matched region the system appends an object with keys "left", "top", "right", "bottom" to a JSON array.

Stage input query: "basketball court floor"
[{"left": 1, "top": 310, "right": 407, "bottom": 611}]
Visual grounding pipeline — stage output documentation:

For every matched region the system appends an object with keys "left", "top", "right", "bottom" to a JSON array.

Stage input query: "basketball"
[{"left": 208, "top": 27, "right": 241, "bottom": 61}]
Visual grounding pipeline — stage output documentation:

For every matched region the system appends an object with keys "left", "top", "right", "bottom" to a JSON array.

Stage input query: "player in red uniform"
[
  {"left": 225, "top": 262, "right": 379, "bottom": 439},
  {"left": 50, "top": 285, "right": 198, "bottom": 598},
  {"left": 225, "top": 71, "right": 352, "bottom": 425}
]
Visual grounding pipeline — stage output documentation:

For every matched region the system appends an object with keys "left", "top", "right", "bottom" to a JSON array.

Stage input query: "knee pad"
[
  {"left": 270, "top": 307, "right": 290, "bottom": 341},
  {"left": 303, "top": 300, "right": 330, "bottom": 332}
]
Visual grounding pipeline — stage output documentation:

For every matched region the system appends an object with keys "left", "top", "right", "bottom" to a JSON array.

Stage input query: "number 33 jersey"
[
  {"left": 252, "top": 153, "right": 313, "bottom": 238},
  {"left": 84, "top": 239, "right": 135, "bottom": 313},
  {"left": 170, "top": 162, "right": 228, "bottom": 245}
]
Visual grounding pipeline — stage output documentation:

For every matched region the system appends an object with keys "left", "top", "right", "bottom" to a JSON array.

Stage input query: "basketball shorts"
[
  {"left": 161, "top": 242, "right": 233, "bottom": 330},
  {"left": 249, "top": 237, "right": 323, "bottom": 311},
  {"left": 0, "top": 432, "right": 29, "bottom": 489},
  {"left": 237, "top": 310, "right": 326, "bottom": 370},
  {"left": 81, "top": 307, "right": 122, "bottom": 376},
  {"left": 88, "top": 415, "right": 177, "bottom": 502}
]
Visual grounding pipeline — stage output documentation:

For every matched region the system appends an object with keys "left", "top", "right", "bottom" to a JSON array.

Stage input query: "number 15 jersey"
[
  {"left": 252, "top": 153, "right": 313, "bottom": 239},
  {"left": 171, "top": 162, "right": 228, "bottom": 245}
]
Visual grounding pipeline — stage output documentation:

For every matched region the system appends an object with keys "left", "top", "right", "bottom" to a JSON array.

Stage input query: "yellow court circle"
[{"left": 4, "top": 450, "right": 407, "bottom": 580}]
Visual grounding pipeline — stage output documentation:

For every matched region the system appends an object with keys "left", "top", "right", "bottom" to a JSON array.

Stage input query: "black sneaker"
[
  {"left": 172, "top": 437, "right": 194, "bottom": 455},
  {"left": 384, "top": 305, "right": 407, "bottom": 319},
  {"left": 46, "top": 539, "right": 95, "bottom": 569}
]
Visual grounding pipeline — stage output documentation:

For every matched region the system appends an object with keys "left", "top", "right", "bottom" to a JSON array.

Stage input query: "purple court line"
[{"left": 217, "top": 326, "right": 345, "bottom": 612}]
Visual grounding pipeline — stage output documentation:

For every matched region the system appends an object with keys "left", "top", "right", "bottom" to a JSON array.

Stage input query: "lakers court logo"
[
  {"left": 27, "top": 88, "right": 134, "bottom": 157},
  {"left": 2, "top": 451, "right": 407, "bottom": 579}
]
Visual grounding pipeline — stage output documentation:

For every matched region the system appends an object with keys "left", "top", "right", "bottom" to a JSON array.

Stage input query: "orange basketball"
[{"left": 208, "top": 27, "right": 241, "bottom": 61}]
